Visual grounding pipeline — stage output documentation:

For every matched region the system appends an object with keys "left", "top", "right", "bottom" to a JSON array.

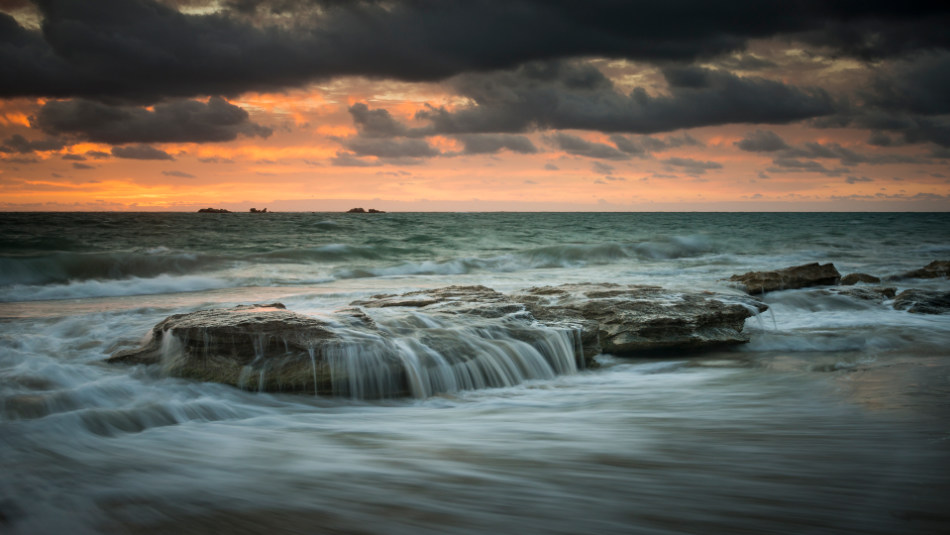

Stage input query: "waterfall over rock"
[{"left": 110, "top": 284, "right": 766, "bottom": 398}]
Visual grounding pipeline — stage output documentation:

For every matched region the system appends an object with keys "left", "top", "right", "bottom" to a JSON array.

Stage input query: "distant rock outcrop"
[
  {"left": 728, "top": 263, "right": 840, "bottom": 294},
  {"left": 346, "top": 207, "right": 386, "bottom": 213},
  {"left": 249, "top": 208, "right": 267, "bottom": 213},
  {"left": 197, "top": 207, "right": 230, "bottom": 213},
  {"left": 110, "top": 284, "right": 767, "bottom": 397}
]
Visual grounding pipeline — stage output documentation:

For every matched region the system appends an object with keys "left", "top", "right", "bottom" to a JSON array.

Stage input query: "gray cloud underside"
[
  {"left": 0, "top": 133, "right": 65, "bottom": 153},
  {"left": 737, "top": 129, "right": 935, "bottom": 170},
  {"left": 662, "top": 157, "right": 723, "bottom": 175},
  {"left": 416, "top": 62, "right": 834, "bottom": 135},
  {"left": 111, "top": 144, "right": 175, "bottom": 160},
  {"left": 34, "top": 97, "right": 271, "bottom": 144},
  {"left": 2, "top": 1, "right": 948, "bottom": 102},
  {"left": 812, "top": 51, "right": 950, "bottom": 147}
]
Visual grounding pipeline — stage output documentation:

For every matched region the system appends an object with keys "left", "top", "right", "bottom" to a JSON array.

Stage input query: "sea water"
[{"left": 1, "top": 212, "right": 949, "bottom": 534}]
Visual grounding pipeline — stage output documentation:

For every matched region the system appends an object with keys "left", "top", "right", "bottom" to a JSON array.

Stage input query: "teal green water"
[{"left": 1, "top": 212, "right": 949, "bottom": 534}]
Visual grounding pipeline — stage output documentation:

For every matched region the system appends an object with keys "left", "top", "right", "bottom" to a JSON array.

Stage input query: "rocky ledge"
[
  {"left": 726, "top": 261, "right": 950, "bottom": 314},
  {"left": 728, "top": 262, "right": 840, "bottom": 294},
  {"left": 110, "top": 284, "right": 766, "bottom": 397}
]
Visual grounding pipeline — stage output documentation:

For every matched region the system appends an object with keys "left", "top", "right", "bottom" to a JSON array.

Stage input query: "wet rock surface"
[
  {"left": 108, "top": 304, "right": 398, "bottom": 395},
  {"left": 111, "top": 284, "right": 767, "bottom": 397},
  {"left": 830, "top": 286, "right": 897, "bottom": 302},
  {"left": 841, "top": 273, "right": 881, "bottom": 285},
  {"left": 728, "top": 262, "right": 841, "bottom": 294},
  {"left": 513, "top": 284, "right": 767, "bottom": 356},
  {"left": 893, "top": 289, "right": 950, "bottom": 314},
  {"left": 891, "top": 260, "right": 950, "bottom": 280}
]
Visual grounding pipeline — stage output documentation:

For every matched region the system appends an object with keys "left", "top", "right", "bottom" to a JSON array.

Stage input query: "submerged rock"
[
  {"left": 111, "top": 284, "right": 767, "bottom": 398},
  {"left": 840, "top": 273, "right": 881, "bottom": 285},
  {"left": 830, "top": 286, "right": 897, "bottom": 302},
  {"left": 891, "top": 260, "right": 950, "bottom": 280},
  {"left": 728, "top": 262, "right": 840, "bottom": 294},
  {"left": 892, "top": 289, "right": 950, "bottom": 314}
]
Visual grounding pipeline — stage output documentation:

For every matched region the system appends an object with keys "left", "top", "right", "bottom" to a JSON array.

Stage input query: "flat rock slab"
[
  {"left": 728, "top": 262, "right": 841, "bottom": 294},
  {"left": 514, "top": 284, "right": 768, "bottom": 356}
]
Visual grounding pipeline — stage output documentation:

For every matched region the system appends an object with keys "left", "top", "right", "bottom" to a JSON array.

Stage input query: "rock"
[
  {"left": 346, "top": 207, "right": 385, "bottom": 213},
  {"left": 728, "top": 262, "right": 840, "bottom": 294},
  {"left": 893, "top": 289, "right": 950, "bottom": 314},
  {"left": 891, "top": 260, "right": 950, "bottom": 280},
  {"left": 111, "top": 285, "right": 767, "bottom": 397},
  {"left": 514, "top": 284, "right": 767, "bottom": 356},
  {"left": 828, "top": 286, "right": 897, "bottom": 302},
  {"left": 840, "top": 273, "right": 881, "bottom": 285},
  {"left": 107, "top": 303, "right": 401, "bottom": 395},
  {"left": 355, "top": 283, "right": 767, "bottom": 358},
  {"left": 249, "top": 207, "right": 267, "bottom": 213},
  {"left": 197, "top": 207, "right": 230, "bottom": 213}
]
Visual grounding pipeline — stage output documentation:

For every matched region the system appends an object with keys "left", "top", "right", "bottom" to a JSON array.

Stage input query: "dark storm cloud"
[
  {"left": 34, "top": 97, "right": 271, "bottom": 144},
  {"left": 767, "top": 158, "right": 849, "bottom": 177},
  {"left": 453, "top": 134, "right": 538, "bottom": 155},
  {"left": 343, "top": 137, "right": 440, "bottom": 159},
  {"left": 2, "top": 1, "right": 949, "bottom": 102},
  {"left": 739, "top": 130, "right": 934, "bottom": 166},
  {"left": 330, "top": 152, "right": 382, "bottom": 167},
  {"left": 610, "top": 133, "right": 703, "bottom": 157},
  {"left": 661, "top": 157, "right": 723, "bottom": 175},
  {"left": 416, "top": 62, "right": 834, "bottom": 135},
  {"left": 162, "top": 170, "right": 195, "bottom": 178},
  {"left": 868, "top": 52, "right": 950, "bottom": 115},
  {"left": 544, "top": 132, "right": 628, "bottom": 160},
  {"left": 814, "top": 51, "right": 950, "bottom": 148},
  {"left": 111, "top": 144, "right": 175, "bottom": 160},
  {"left": 0, "top": 133, "right": 66, "bottom": 153},
  {"left": 735, "top": 130, "right": 789, "bottom": 152},
  {"left": 591, "top": 161, "right": 614, "bottom": 175},
  {"left": 348, "top": 103, "right": 409, "bottom": 138}
]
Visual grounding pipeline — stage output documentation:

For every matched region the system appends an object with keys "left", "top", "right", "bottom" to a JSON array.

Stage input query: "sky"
[{"left": 1, "top": 0, "right": 949, "bottom": 211}]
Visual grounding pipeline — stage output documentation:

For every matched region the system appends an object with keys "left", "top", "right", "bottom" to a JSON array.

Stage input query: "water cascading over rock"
[{"left": 110, "top": 284, "right": 766, "bottom": 398}]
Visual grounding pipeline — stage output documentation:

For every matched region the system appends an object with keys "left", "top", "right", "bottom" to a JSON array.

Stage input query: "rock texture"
[
  {"left": 892, "top": 289, "right": 950, "bottom": 314},
  {"left": 728, "top": 263, "right": 840, "bottom": 294},
  {"left": 111, "top": 284, "right": 767, "bottom": 396},
  {"left": 831, "top": 286, "right": 897, "bottom": 302},
  {"left": 523, "top": 284, "right": 767, "bottom": 356},
  {"left": 840, "top": 273, "right": 881, "bottom": 285},
  {"left": 891, "top": 260, "right": 950, "bottom": 280},
  {"left": 109, "top": 304, "right": 400, "bottom": 394}
]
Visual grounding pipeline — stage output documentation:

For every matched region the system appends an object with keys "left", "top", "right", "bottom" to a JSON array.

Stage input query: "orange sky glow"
[{"left": 2, "top": 2, "right": 948, "bottom": 211}]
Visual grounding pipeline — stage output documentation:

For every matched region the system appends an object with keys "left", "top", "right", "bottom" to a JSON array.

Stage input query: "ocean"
[{"left": 1, "top": 211, "right": 949, "bottom": 534}]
